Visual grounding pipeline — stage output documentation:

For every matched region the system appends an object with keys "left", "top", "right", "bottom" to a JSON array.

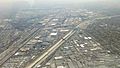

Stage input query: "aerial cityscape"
[{"left": 0, "top": 0, "right": 120, "bottom": 68}]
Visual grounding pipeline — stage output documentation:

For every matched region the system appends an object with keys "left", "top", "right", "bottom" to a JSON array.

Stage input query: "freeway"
[
  {"left": 0, "top": 28, "right": 41, "bottom": 67},
  {"left": 24, "top": 16, "right": 85, "bottom": 68},
  {"left": 0, "top": 15, "right": 55, "bottom": 67},
  {"left": 1, "top": 14, "right": 119, "bottom": 68},
  {"left": 37, "top": 28, "right": 120, "bottom": 68},
  {"left": 25, "top": 29, "right": 76, "bottom": 68},
  {"left": 24, "top": 15, "right": 119, "bottom": 68}
]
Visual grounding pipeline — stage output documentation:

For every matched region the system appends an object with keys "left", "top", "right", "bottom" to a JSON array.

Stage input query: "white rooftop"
[
  {"left": 57, "top": 66, "right": 65, "bottom": 68},
  {"left": 50, "top": 33, "right": 57, "bottom": 36},
  {"left": 55, "top": 56, "right": 63, "bottom": 60}
]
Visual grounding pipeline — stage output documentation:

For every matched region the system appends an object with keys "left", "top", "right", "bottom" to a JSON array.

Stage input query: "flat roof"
[
  {"left": 57, "top": 66, "right": 65, "bottom": 68},
  {"left": 50, "top": 33, "right": 57, "bottom": 36}
]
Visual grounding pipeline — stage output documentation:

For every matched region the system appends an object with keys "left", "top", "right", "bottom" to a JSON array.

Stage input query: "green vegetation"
[{"left": 86, "top": 17, "right": 120, "bottom": 55}]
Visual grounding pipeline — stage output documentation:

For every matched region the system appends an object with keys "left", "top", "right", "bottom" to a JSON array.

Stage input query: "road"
[
  {"left": 0, "top": 16, "right": 54, "bottom": 67},
  {"left": 25, "top": 28, "right": 76, "bottom": 68},
  {"left": 0, "top": 28, "right": 41, "bottom": 67},
  {"left": 1, "top": 14, "right": 119, "bottom": 68},
  {"left": 25, "top": 15, "right": 120, "bottom": 68},
  {"left": 38, "top": 29, "right": 120, "bottom": 68},
  {"left": 22, "top": 15, "right": 111, "bottom": 68}
]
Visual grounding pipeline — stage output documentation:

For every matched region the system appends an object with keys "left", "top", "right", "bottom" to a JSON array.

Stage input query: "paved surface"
[
  {"left": 25, "top": 27, "right": 76, "bottom": 68},
  {"left": 0, "top": 28, "right": 41, "bottom": 67},
  {"left": 39, "top": 31, "right": 120, "bottom": 68}
]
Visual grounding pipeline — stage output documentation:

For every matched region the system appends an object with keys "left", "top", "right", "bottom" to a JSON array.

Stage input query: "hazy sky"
[
  {"left": 0, "top": 0, "right": 118, "bottom": 5},
  {"left": 0, "top": 0, "right": 108, "bottom": 3},
  {"left": 0, "top": 0, "right": 105, "bottom": 2},
  {"left": 25, "top": 0, "right": 107, "bottom": 4},
  {"left": 0, "top": 0, "right": 107, "bottom": 7},
  {"left": 0, "top": 0, "right": 119, "bottom": 19},
  {"left": 36, "top": 0, "right": 105, "bottom": 2},
  {"left": 0, "top": 0, "right": 119, "bottom": 8}
]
